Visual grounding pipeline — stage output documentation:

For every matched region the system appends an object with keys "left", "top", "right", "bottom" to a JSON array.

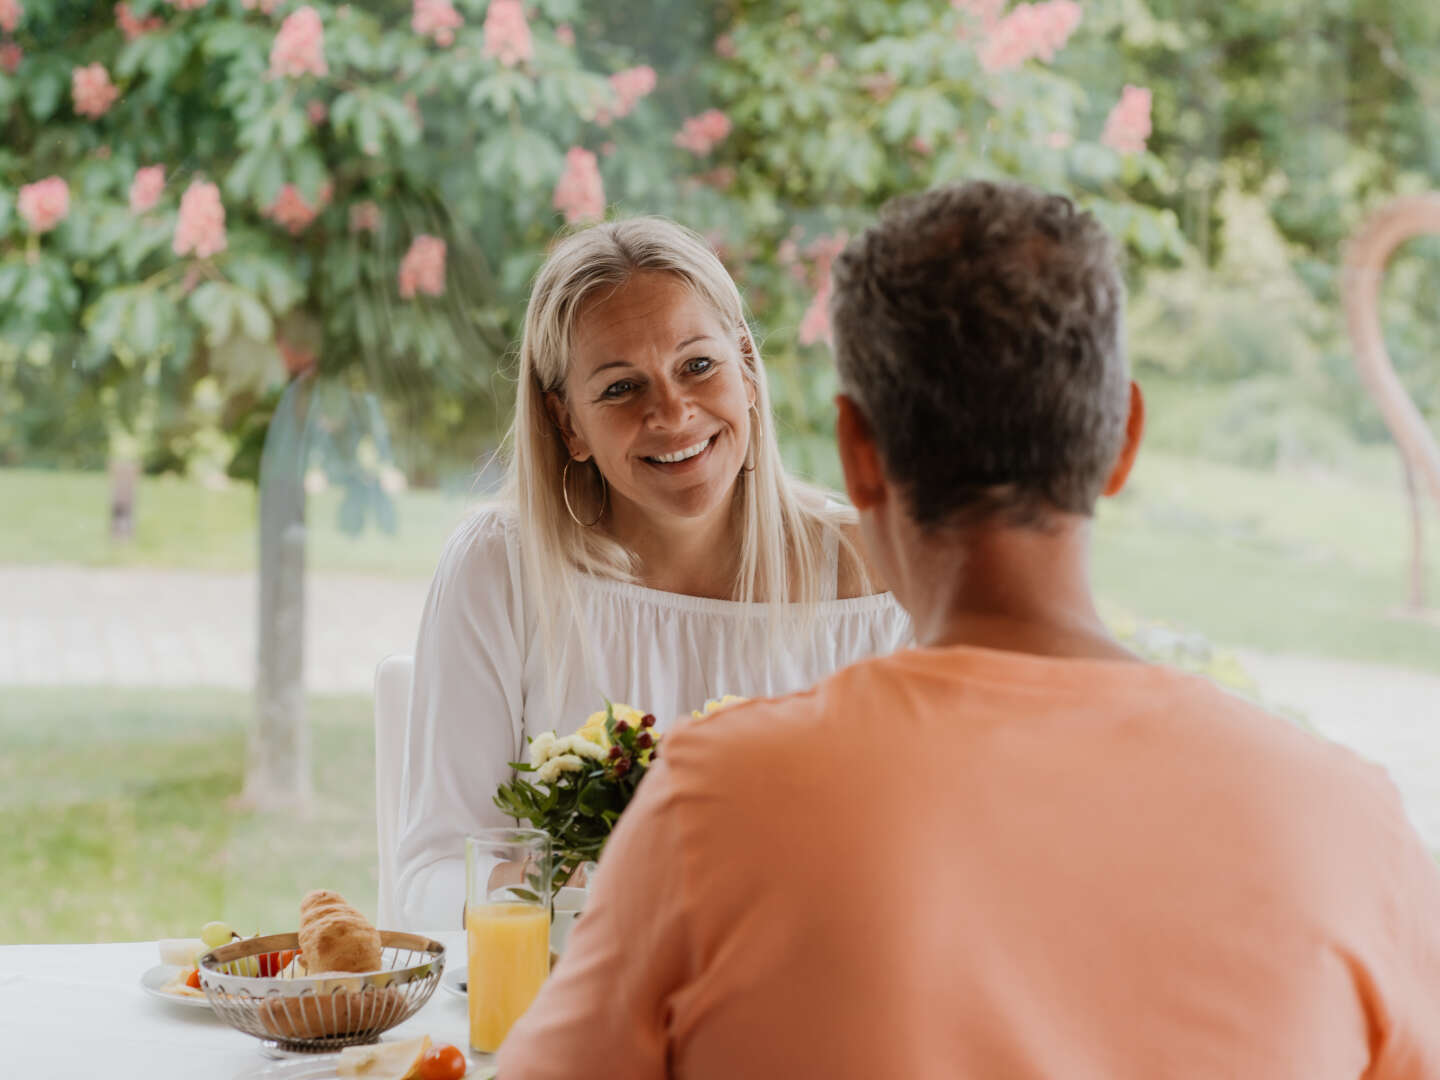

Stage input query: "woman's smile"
[{"left": 643, "top": 434, "right": 717, "bottom": 469}]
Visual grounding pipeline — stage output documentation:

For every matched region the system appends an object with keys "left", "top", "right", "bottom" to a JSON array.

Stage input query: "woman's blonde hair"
[{"left": 504, "top": 216, "right": 865, "bottom": 670}]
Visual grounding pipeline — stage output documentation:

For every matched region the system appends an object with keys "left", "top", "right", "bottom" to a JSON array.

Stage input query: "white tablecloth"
[{"left": 0, "top": 932, "right": 472, "bottom": 1079}]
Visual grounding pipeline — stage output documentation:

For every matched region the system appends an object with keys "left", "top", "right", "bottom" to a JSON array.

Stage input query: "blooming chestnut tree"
[{"left": 0, "top": 0, "right": 675, "bottom": 494}]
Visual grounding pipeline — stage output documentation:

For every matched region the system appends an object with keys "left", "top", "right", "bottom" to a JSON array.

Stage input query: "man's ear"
[
  {"left": 1102, "top": 380, "right": 1145, "bottom": 497},
  {"left": 835, "top": 394, "right": 887, "bottom": 512},
  {"left": 544, "top": 390, "right": 590, "bottom": 462}
]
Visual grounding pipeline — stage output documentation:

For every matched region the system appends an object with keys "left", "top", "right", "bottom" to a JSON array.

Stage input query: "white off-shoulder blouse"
[{"left": 395, "top": 505, "right": 913, "bottom": 929}]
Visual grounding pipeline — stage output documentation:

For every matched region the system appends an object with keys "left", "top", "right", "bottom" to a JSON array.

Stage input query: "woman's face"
[{"left": 548, "top": 272, "right": 756, "bottom": 528}]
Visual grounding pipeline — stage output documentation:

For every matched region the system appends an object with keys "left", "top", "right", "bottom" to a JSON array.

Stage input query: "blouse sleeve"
[{"left": 395, "top": 506, "right": 527, "bottom": 930}]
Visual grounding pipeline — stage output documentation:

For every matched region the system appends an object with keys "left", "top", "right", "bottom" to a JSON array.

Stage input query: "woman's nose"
[{"left": 646, "top": 376, "right": 694, "bottom": 429}]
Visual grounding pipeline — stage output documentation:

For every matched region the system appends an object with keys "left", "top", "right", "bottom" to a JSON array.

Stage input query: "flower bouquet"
[
  {"left": 493, "top": 696, "right": 745, "bottom": 897},
  {"left": 493, "top": 702, "right": 661, "bottom": 895}
]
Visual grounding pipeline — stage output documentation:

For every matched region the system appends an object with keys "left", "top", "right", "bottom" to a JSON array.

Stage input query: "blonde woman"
[{"left": 395, "top": 217, "right": 911, "bottom": 928}]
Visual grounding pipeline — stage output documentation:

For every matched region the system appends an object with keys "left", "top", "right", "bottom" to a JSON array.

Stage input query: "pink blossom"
[
  {"left": 115, "top": 3, "right": 164, "bottom": 40},
  {"left": 910, "top": 136, "right": 933, "bottom": 155},
  {"left": 555, "top": 23, "right": 574, "bottom": 47},
  {"left": 0, "top": 43, "right": 20, "bottom": 75},
  {"left": 695, "top": 166, "right": 735, "bottom": 190},
  {"left": 481, "top": 0, "right": 532, "bottom": 67},
  {"left": 552, "top": 146, "right": 604, "bottom": 224},
  {"left": 307, "top": 100, "right": 328, "bottom": 124},
  {"left": 129, "top": 165, "right": 165, "bottom": 215},
  {"left": 349, "top": 201, "right": 382, "bottom": 234},
  {"left": 608, "top": 65, "right": 656, "bottom": 118},
  {"left": 673, "top": 109, "right": 732, "bottom": 155},
  {"left": 270, "top": 6, "right": 328, "bottom": 79},
  {"left": 977, "top": 0, "right": 1082, "bottom": 73},
  {"left": 714, "top": 33, "right": 736, "bottom": 58},
  {"left": 398, "top": 234, "right": 446, "bottom": 298},
  {"left": 72, "top": 63, "right": 120, "bottom": 119},
  {"left": 264, "top": 181, "right": 331, "bottom": 235},
  {"left": 0, "top": 0, "right": 20, "bottom": 34},
  {"left": 413, "top": 0, "right": 462, "bottom": 46},
  {"left": 1101, "top": 84, "right": 1152, "bottom": 155},
  {"left": 798, "top": 281, "right": 831, "bottom": 346},
  {"left": 173, "top": 179, "right": 227, "bottom": 258},
  {"left": 240, "top": 0, "right": 280, "bottom": 12},
  {"left": 16, "top": 177, "right": 69, "bottom": 235}
]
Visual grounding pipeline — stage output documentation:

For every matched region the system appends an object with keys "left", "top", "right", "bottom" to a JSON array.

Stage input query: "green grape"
[{"left": 200, "top": 920, "right": 234, "bottom": 948}]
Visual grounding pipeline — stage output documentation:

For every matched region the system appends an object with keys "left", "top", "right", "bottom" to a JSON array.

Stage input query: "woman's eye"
[
  {"left": 601, "top": 380, "right": 636, "bottom": 399},
  {"left": 685, "top": 357, "right": 715, "bottom": 375}
]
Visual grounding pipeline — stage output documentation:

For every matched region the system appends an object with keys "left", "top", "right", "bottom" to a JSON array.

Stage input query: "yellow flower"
[
  {"left": 576, "top": 702, "right": 646, "bottom": 747},
  {"left": 691, "top": 694, "right": 747, "bottom": 720}
]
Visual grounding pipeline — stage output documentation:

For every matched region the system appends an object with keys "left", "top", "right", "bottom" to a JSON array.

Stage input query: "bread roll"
[{"left": 297, "top": 890, "right": 382, "bottom": 974}]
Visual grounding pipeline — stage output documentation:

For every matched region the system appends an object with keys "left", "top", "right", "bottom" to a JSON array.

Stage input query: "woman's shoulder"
[{"left": 432, "top": 500, "right": 521, "bottom": 582}]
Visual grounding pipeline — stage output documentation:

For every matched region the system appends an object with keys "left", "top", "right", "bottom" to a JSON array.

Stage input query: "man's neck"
[
  {"left": 900, "top": 517, "right": 1136, "bottom": 662},
  {"left": 606, "top": 495, "right": 740, "bottom": 600}
]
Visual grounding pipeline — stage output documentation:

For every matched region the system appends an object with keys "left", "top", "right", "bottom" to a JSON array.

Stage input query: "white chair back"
[{"left": 373, "top": 653, "right": 414, "bottom": 929}]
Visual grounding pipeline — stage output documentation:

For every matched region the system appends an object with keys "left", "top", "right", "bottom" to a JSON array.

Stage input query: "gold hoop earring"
[{"left": 562, "top": 458, "right": 606, "bottom": 528}]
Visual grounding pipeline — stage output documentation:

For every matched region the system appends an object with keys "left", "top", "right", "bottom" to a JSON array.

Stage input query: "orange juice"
[{"left": 467, "top": 901, "right": 550, "bottom": 1053}]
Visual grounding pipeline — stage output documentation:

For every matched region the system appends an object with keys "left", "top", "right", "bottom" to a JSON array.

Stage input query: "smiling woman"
[{"left": 394, "top": 217, "right": 913, "bottom": 930}]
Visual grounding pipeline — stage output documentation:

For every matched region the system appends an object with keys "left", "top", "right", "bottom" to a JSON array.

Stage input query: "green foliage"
[
  {"left": 3, "top": 0, "right": 1190, "bottom": 489},
  {"left": 494, "top": 703, "right": 660, "bottom": 893}
]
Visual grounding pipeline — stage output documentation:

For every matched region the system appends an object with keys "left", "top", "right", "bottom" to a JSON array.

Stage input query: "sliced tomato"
[{"left": 185, "top": 968, "right": 201, "bottom": 989}]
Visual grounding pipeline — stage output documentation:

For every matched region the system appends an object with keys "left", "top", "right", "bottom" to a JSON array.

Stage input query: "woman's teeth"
[{"left": 648, "top": 437, "right": 712, "bottom": 464}]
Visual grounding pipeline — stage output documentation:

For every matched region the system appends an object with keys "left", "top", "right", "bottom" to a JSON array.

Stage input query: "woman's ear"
[
  {"left": 544, "top": 390, "right": 590, "bottom": 462},
  {"left": 739, "top": 333, "right": 759, "bottom": 408}
]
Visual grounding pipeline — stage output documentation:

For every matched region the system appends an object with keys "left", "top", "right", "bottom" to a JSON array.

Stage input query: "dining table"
[{"left": 0, "top": 929, "right": 481, "bottom": 1079}]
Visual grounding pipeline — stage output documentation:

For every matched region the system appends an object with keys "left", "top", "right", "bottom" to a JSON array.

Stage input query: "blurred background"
[{"left": 2, "top": 0, "right": 1438, "bottom": 942}]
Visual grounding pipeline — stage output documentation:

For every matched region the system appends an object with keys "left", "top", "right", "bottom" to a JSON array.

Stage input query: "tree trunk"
[
  {"left": 1403, "top": 460, "right": 1426, "bottom": 612},
  {"left": 240, "top": 376, "right": 314, "bottom": 812},
  {"left": 108, "top": 457, "right": 138, "bottom": 541},
  {"left": 1340, "top": 194, "right": 1440, "bottom": 611}
]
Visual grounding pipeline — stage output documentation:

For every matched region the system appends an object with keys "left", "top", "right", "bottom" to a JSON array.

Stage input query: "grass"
[
  {"left": 0, "top": 688, "right": 379, "bottom": 944},
  {"left": 0, "top": 467, "right": 476, "bottom": 578},
  {"left": 1093, "top": 451, "right": 1440, "bottom": 673}
]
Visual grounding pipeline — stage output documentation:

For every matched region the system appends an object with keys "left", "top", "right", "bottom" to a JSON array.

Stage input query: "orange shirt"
[{"left": 498, "top": 645, "right": 1440, "bottom": 1079}]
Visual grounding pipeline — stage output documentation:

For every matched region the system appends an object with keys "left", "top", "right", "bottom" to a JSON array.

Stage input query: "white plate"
[
  {"left": 441, "top": 965, "right": 467, "bottom": 998},
  {"left": 139, "top": 964, "right": 212, "bottom": 1008},
  {"left": 230, "top": 1049, "right": 497, "bottom": 1080}
]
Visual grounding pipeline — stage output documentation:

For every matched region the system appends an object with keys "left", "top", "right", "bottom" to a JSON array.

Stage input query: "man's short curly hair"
[{"left": 830, "top": 181, "right": 1129, "bottom": 530}]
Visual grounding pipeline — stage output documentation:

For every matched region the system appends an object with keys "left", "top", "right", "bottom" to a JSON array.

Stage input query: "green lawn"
[
  {"left": 1093, "top": 451, "right": 1440, "bottom": 673},
  {"left": 3, "top": 456, "right": 1438, "bottom": 672},
  {"left": 0, "top": 689, "right": 379, "bottom": 944},
  {"left": 0, "top": 467, "right": 475, "bottom": 578}
]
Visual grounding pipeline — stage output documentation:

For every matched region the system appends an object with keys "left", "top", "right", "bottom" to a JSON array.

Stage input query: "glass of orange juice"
[{"left": 465, "top": 828, "right": 552, "bottom": 1058}]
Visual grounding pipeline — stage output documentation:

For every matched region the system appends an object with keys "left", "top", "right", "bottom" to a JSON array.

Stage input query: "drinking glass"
[{"left": 465, "top": 828, "right": 551, "bottom": 1057}]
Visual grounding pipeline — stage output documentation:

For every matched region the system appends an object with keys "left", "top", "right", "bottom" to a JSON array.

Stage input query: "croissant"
[{"left": 297, "top": 890, "right": 383, "bottom": 975}]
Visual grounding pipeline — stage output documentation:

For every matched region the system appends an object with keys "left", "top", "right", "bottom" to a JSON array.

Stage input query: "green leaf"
[
  {"left": 189, "top": 282, "right": 236, "bottom": 347},
  {"left": 234, "top": 291, "right": 273, "bottom": 342},
  {"left": 128, "top": 292, "right": 162, "bottom": 355}
]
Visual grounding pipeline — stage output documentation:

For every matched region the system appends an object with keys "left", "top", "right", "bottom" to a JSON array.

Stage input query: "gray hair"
[{"left": 830, "top": 181, "right": 1129, "bottom": 529}]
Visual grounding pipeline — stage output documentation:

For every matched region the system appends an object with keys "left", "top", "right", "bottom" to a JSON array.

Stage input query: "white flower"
[
  {"left": 528, "top": 732, "right": 558, "bottom": 767},
  {"left": 535, "top": 753, "right": 586, "bottom": 785},
  {"left": 556, "top": 734, "right": 606, "bottom": 761}
]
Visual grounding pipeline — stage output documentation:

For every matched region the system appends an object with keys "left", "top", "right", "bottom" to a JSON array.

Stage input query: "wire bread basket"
[{"left": 199, "top": 931, "right": 445, "bottom": 1055}]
